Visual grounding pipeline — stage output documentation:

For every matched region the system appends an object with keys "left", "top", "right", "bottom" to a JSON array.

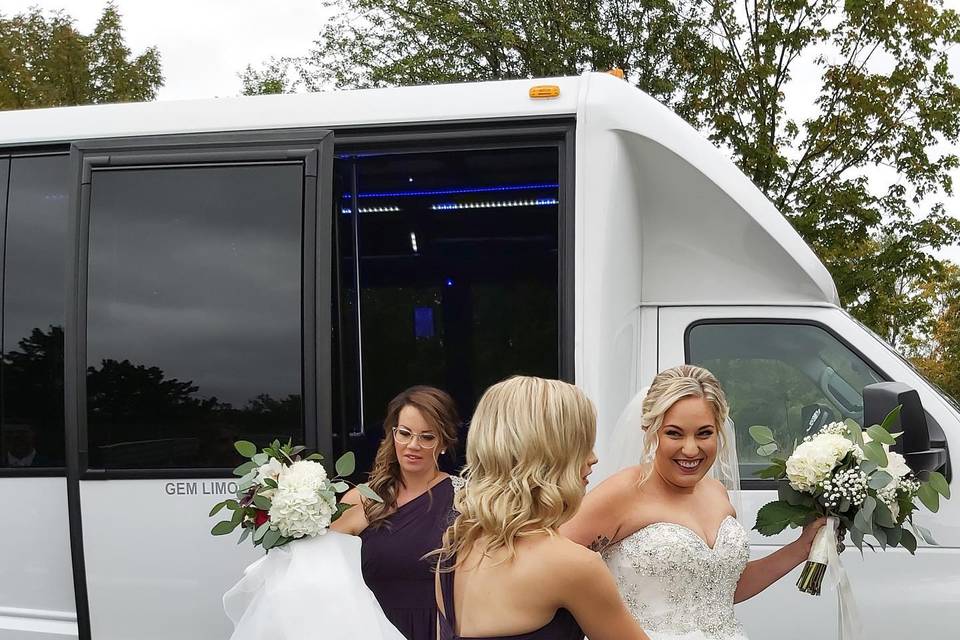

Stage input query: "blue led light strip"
[
  {"left": 432, "top": 198, "right": 559, "bottom": 211},
  {"left": 341, "top": 183, "right": 559, "bottom": 199}
]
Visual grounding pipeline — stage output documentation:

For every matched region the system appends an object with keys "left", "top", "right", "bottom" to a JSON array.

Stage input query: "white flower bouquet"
[
  {"left": 209, "top": 439, "right": 381, "bottom": 550},
  {"left": 750, "top": 407, "right": 950, "bottom": 595}
]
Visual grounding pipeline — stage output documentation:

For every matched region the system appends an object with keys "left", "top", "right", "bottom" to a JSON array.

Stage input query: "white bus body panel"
[
  {"left": 79, "top": 480, "right": 259, "bottom": 639},
  {"left": 0, "top": 478, "right": 75, "bottom": 639}
]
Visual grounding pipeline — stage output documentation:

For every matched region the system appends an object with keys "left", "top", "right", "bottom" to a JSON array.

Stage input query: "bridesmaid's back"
[
  {"left": 433, "top": 376, "right": 648, "bottom": 640},
  {"left": 436, "top": 535, "right": 585, "bottom": 640}
]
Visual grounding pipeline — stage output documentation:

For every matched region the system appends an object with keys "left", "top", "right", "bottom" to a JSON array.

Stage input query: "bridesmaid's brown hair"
[{"left": 364, "top": 386, "right": 460, "bottom": 527}]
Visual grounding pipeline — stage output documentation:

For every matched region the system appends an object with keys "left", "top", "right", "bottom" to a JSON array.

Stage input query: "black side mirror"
[{"left": 863, "top": 382, "right": 948, "bottom": 474}]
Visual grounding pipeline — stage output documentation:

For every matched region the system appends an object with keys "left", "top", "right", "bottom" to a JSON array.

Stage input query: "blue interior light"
[{"left": 341, "top": 183, "right": 559, "bottom": 199}]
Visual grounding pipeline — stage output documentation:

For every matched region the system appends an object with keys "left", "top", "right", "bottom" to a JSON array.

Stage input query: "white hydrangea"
[
  {"left": 268, "top": 460, "right": 337, "bottom": 539},
  {"left": 786, "top": 433, "right": 855, "bottom": 492}
]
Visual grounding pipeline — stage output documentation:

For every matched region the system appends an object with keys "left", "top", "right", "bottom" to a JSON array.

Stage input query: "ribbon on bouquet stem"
[{"left": 807, "top": 517, "right": 863, "bottom": 640}]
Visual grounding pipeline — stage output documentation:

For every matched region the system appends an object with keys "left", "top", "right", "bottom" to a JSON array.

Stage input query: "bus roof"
[{"left": 0, "top": 76, "right": 580, "bottom": 146}]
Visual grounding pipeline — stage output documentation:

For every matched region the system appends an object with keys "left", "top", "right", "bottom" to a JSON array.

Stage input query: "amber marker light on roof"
[{"left": 529, "top": 85, "right": 561, "bottom": 99}]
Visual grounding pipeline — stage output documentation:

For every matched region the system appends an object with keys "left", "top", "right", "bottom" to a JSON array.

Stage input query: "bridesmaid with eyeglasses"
[{"left": 333, "top": 385, "right": 462, "bottom": 640}]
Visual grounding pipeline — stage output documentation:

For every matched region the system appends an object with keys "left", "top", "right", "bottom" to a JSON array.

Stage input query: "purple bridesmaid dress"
[
  {"left": 436, "top": 557, "right": 584, "bottom": 640},
  {"left": 361, "top": 476, "right": 456, "bottom": 640}
]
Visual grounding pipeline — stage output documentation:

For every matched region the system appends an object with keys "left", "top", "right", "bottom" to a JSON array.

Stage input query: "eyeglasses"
[{"left": 392, "top": 427, "right": 439, "bottom": 449}]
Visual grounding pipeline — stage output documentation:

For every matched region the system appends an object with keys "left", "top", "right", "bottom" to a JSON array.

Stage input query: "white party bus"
[{"left": 0, "top": 72, "right": 955, "bottom": 640}]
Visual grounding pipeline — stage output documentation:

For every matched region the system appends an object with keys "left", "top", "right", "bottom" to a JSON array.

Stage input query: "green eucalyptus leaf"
[
  {"left": 879, "top": 405, "right": 902, "bottom": 433},
  {"left": 357, "top": 483, "right": 383, "bottom": 503},
  {"left": 335, "top": 451, "right": 356, "bottom": 477},
  {"left": 874, "top": 502, "right": 895, "bottom": 528},
  {"left": 918, "top": 483, "right": 941, "bottom": 513},
  {"left": 233, "top": 460, "right": 256, "bottom": 477},
  {"left": 859, "top": 460, "right": 877, "bottom": 475},
  {"left": 885, "top": 526, "right": 902, "bottom": 547},
  {"left": 262, "top": 528, "right": 281, "bottom": 549},
  {"left": 861, "top": 495, "right": 877, "bottom": 521},
  {"left": 865, "top": 425, "right": 895, "bottom": 446},
  {"left": 332, "top": 481, "right": 349, "bottom": 493},
  {"left": 868, "top": 470, "right": 893, "bottom": 490},
  {"left": 748, "top": 425, "right": 776, "bottom": 445},
  {"left": 307, "top": 452, "right": 324, "bottom": 461},
  {"left": 850, "top": 526, "right": 864, "bottom": 553},
  {"left": 208, "top": 501, "right": 227, "bottom": 517},
  {"left": 238, "top": 526, "right": 252, "bottom": 545},
  {"left": 756, "top": 443, "right": 779, "bottom": 457},
  {"left": 211, "top": 520, "right": 238, "bottom": 536},
  {"left": 252, "top": 453, "right": 268, "bottom": 466},
  {"left": 873, "top": 526, "right": 888, "bottom": 550},
  {"left": 253, "top": 494, "right": 272, "bottom": 510},
  {"left": 900, "top": 528, "right": 918, "bottom": 555},
  {"left": 862, "top": 441, "right": 888, "bottom": 468},
  {"left": 853, "top": 509, "right": 874, "bottom": 537},
  {"left": 254, "top": 522, "right": 271, "bottom": 542},
  {"left": 927, "top": 471, "right": 950, "bottom": 499},
  {"left": 845, "top": 420, "right": 865, "bottom": 448},
  {"left": 235, "top": 440, "right": 258, "bottom": 458},
  {"left": 263, "top": 477, "right": 278, "bottom": 489}
]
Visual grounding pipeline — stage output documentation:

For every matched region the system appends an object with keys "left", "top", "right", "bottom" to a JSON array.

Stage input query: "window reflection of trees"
[
  {"left": 1, "top": 324, "right": 301, "bottom": 470},
  {"left": 2, "top": 326, "right": 65, "bottom": 467}
]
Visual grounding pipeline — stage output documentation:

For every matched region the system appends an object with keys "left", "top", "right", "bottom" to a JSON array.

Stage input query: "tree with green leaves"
[
  {"left": 239, "top": 57, "right": 299, "bottom": 95},
  {"left": 911, "top": 263, "right": 960, "bottom": 401},
  {"left": 0, "top": 2, "right": 162, "bottom": 110},
  {"left": 276, "top": 1, "right": 960, "bottom": 362}
]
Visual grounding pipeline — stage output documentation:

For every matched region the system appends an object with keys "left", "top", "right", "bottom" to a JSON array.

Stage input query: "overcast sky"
[{"left": 6, "top": 0, "right": 960, "bottom": 263}]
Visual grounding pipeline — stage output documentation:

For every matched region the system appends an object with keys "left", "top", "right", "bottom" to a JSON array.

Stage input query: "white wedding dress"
[
  {"left": 223, "top": 531, "right": 405, "bottom": 640},
  {"left": 602, "top": 515, "right": 751, "bottom": 640}
]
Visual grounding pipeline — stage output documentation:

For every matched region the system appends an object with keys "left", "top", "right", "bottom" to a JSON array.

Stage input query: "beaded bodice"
[{"left": 601, "top": 516, "right": 750, "bottom": 640}]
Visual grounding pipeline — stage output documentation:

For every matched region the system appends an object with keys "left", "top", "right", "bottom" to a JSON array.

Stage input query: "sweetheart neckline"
[{"left": 618, "top": 515, "right": 738, "bottom": 552}]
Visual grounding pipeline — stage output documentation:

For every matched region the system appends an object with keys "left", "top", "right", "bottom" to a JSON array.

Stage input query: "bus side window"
[
  {"left": 334, "top": 146, "right": 563, "bottom": 476},
  {"left": 1, "top": 155, "right": 69, "bottom": 469},
  {"left": 84, "top": 163, "right": 305, "bottom": 469},
  {"left": 687, "top": 322, "right": 885, "bottom": 485}
]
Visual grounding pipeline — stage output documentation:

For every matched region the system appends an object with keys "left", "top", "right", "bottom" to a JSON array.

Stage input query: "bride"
[{"left": 561, "top": 365, "right": 825, "bottom": 640}]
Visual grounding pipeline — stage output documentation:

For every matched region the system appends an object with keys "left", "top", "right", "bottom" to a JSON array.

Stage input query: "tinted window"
[
  {"left": 2, "top": 155, "right": 69, "bottom": 468},
  {"left": 335, "top": 147, "right": 561, "bottom": 473},
  {"left": 86, "top": 163, "right": 304, "bottom": 469},
  {"left": 688, "top": 322, "right": 884, "bottom": 483}
]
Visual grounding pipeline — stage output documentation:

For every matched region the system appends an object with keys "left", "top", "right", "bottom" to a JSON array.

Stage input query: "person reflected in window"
[
  {"left": 333, "top": 386, "right": 461, "bottom": 640},
  {"left": 2, "top": 423, "right": 50, "bottom": 467}
]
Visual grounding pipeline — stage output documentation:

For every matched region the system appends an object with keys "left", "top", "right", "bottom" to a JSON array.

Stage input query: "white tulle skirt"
[{"left": 223, "top": 531, "right": 406, "bottom": 640}]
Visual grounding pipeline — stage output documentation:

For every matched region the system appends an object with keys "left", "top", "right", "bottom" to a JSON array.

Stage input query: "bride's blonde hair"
[
  {"left": 438, "top": 376, "right": 596, "bottom": 569},
  {"left": 638, "top": 365, "right": 730, "bottom": 485}
]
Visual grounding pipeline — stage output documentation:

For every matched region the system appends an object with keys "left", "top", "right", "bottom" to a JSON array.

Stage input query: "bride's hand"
[{"left": 796, "top": 516, "right": 828, "bottom": 554}]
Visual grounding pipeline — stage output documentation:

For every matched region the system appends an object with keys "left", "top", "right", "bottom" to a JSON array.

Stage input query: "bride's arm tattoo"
[
  {"left": 586, "top": 525, "right": 620, "bottom": 553},
  {"left": 587, "top": 535, "right": 611, "bottom": 553}
]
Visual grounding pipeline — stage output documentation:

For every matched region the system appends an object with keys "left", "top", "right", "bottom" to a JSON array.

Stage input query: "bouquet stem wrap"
[{"left": 797, "top": 517, "right": 863, "bottom": 640}]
